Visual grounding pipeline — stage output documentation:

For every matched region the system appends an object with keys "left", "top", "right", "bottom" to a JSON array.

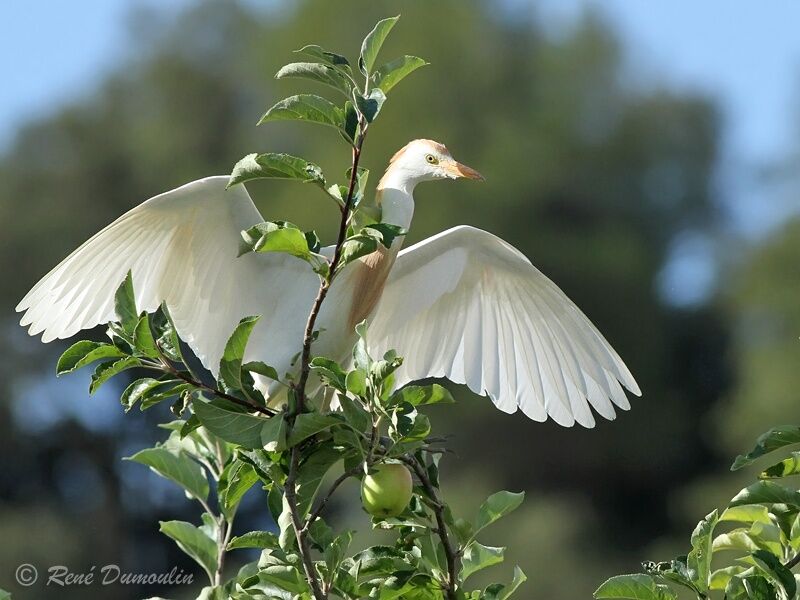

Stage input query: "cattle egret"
[{"left": 17, "top": 139, "right": 640, "bottom": 427}]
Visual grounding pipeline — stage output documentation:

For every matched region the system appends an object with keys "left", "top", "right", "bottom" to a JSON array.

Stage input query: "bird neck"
[{"left": 376, "top": 166, "right": 417, "bottom": 231}]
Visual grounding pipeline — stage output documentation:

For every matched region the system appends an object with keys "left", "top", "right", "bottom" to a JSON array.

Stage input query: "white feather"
[{"left": 368, "top": 225, "right": 641, "bottom": 428}]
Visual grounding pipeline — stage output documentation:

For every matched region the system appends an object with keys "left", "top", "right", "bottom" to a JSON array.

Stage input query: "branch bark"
[
  {"left": 401, "top": 455, "right": 460, "bottom": 600},
  {"left": 283, "top": 118, "right": 368, "bottom": 600}
]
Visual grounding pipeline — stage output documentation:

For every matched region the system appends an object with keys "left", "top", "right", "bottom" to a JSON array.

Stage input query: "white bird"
[{"left": 16, "top": 139, "right": 640, "bottom": 427}]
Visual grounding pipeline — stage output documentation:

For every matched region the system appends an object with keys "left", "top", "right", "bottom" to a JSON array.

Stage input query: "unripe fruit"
[{"left": 361, "top": 463, "right": 413, "bottom": 517}]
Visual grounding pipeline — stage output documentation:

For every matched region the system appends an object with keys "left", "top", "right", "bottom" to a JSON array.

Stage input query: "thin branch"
[
  {"left": 785, "top": 552, "right": 800, "bottom": 570},
  {"left": 145, "top": 359, "right": 276, "bottom": 417},
  {"left": 400, "top": 455, "right": 459, "bottom": 600},
  {"left": 283, "top": 116, "right": 369, "bottom": 600},
  {"left": 305, "top": 465, "right": 362, "bottom": 529}
]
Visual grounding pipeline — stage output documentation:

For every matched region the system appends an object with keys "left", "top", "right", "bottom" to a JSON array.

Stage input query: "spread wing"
[
  {"left": 368, "top": 226, "right": 641, "bottom": 427},
  {"left": 16, "top": 176, "right": 320, "bottom": 375}
]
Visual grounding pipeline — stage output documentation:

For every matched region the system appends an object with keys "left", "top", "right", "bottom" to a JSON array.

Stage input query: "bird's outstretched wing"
[
  {"left": 368, "top": 225, "right": 641, "bottom": 427},
  {"left": 16, "top": 177, "right": 319, "bottom": 375}
]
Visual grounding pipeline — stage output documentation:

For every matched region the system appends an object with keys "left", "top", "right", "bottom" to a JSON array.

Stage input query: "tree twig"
[
  {"left": 400, "top": 455, "right": 460, "bottom": 600},
  {"left": 283, "top": 117, "right": 369, "bottom": 600},
  {"left": 142, "top": 358, "right": 276, "bottom": 417},
  {"left": 785, "top": 552, "right": 800, "bottom": 570}
]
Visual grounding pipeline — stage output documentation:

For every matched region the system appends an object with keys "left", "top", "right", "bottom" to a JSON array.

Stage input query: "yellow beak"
[{"left": 448, "top": 160, "right": 484, "bottom": 181}]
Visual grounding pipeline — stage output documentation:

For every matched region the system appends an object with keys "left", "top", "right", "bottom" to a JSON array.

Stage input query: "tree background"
[{"left": 0, "top": 1, "right": 798, "bottom": 598}]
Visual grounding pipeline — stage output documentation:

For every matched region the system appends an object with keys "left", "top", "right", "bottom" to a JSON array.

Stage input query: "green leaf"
[
  {"left": 310, "top": 357, "right": 347, "bottom": 391},
  {"left": 360, "top": 16, "right": 400, "bottom": 75},
  {"left": 219, "top": 461, "right": 258, "bottom": 514},
  {"left": 594, "top": 574, "right": 677, "bottom": 600},
  {"left": 260, "top": 565, "right": 310, "bottom": 595},
  {"left": 120, "top": 377, "right": 167, "bottom": 412},
  {"left": 345, "top": 369, "right": 368, "bottom": 397},
  {"left": 239, "top": 221, "right": 312, "bottom": 260},
  {"left": 483, "top": 566, "right": 527, "bottom": 600},
  {"left": 363, "top": 222, "right": 406, "bottom": 248},
  {"left": 228, "top": 152, "right": 325, "bottom": 189},
  {"left": 390, "top": 384, "right": 454, "bottom": 407},
  {"left": 242, "top": 361, "right": 279, "bottom": 382},
  {"left": 152, "top": 305, "right": 183, "bottom": 362},
  {"left": 192, "top": 400, "right": 268, "bottom": 449},
  {"left": 114, "top": 271, "right": 138, "bottom": 333},
  {"left": 354, "top": 88, "right": 386, "bottom": 123},
  {"left": 126, "top": 447, "right": 208, "bottom": 502},
  {"left": 133, "top": 314, "right": 159, "bottom": 359},
  {"left": 760, "top": 450, "right": 800, "bottom": 478},
  {"left": 276, "top": 62, "right": 352, "bottom": 96},
  {"left": 720, "top": 505, "right": 773, "bottom": 525},
  {"left": 729, "top": 481, "right": 800, "bottom": 509},
  {"left": 227, "top": 530, "right": 279, "bottom": 551},
  {"left": 713, "top": 529, "right": 762, "bottom": 553},
  {"left": 372, "top": 55, "right": 428, "bottom": 93},
  {"left": 338, "top": 234, "right": 378, "bottom": 269},
  {"left": 460, "top": 541, "right": 504, "bottom": 582},
  {"left": 0, "top": 588, "right": 10, "bottom": 600},
  {"left": 89, "top": 356, "right": 141, "bottom": 394},
  {"left": 686, "top": 509, "right": 718, "bottom": 593},
  {"left": 750, "top": 549, "right": 796, "bottom": 597},
  {"left": 295, "top": 44, "right": 351, "bottom": 70},
  {"left": 473, "top": 491, "right": 525, "bottom": 536},
  {"left": 56, "top": 341, "right": 126, "bottom": 375},
  {"left": 732, "top": 425, "right": 800, "bottom": 470},
  {"left": 342, "top": 100, "right": 359, "bottom": 144},
  {"left": 288, "top": 412, "right": 341, "bottom": 447},
  {"left": 296, "top": 445, "right": 341, "bottom": 516},
  {"left": 218, "top": 316, "right": 259, "bottom": 393},
  {"left": 140, "top": 381, "right": 190, "bottom": 411},
  {"left": 260, "top": 414, "right": 287, "bottom": 452},
  {"left": 159, "top": 520, "right": 218, "bottom": 582},
  {"left": 258, "top": 94, "right": 344, "bottom": 131},
  {"left": 709, "top": 566, "right": 744, "bottom": 591}
]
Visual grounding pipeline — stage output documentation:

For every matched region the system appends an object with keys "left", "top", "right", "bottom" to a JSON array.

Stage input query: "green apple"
[{"left": 361, "top": 463, "right": 413, "bottom": 517}]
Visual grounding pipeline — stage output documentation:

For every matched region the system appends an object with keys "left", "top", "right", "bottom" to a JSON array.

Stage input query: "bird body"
[{"left": 17, "top": 139, "right": 640, "bottom": 427}]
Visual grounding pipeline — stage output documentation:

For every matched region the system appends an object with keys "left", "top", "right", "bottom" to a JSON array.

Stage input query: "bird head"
[{"left": 381, "top": 139, "right": 483, "bottom": 188}]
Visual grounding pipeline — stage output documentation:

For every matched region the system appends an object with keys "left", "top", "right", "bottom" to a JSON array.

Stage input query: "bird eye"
[{"left": 425, "top": 154, "right": 438, "bottom": 164}]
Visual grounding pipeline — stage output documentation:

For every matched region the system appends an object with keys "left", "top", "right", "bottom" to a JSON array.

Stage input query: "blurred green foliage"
[{"left": 0, "top": 0, "right": 795, "bottom": 598}]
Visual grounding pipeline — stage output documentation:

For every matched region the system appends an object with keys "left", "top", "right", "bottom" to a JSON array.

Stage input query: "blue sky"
[{"left": 2, "top": 0, "right": 799, "bottom": 240}]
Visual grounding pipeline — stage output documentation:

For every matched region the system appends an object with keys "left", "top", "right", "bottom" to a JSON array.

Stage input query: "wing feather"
[
  {"left": 369, "top": 225, "right": 640, "bottom": 427},
  {"left": 17, "top": 177, "right": 320, "bottom": 376}
]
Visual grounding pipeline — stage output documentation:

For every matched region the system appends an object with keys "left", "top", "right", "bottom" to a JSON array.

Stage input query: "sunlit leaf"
[
  {"left": 159, "top": 520, "right": 218, "bottom": 582},
  {"left": 56, "top": 341, "right": 126, "bottom": 375},
  {"left": 192, "top": 399, "right": 267, "bottom": 449},
  {"left": 390, "top": 384, "right": 454, "bottom": 407},
  {"left": 218, "top": 316, "right": 260, "bottom": 394},
  {"left": 126, "top": 447, "right": 209, "bottom": 502},
  {"left": 258, "top": 94, "right": 344, "bottom": 131},
  {"left": 594, "top": 574, "right": 677, "bottom": 600},
  {"left": 276, "top": 62, "right": 352, "bottom": 96},
  {"left": 228, "top": 152, "right": 325, "bottom": 188},
  {"left": 287, "top": 412, "right": 342, "bottom": 447},
  {"left": 729, "top": 481, "right": 800, "bottom": 509},
  {"left": 114, "top": 271, "right": 138, "bottom": 334},
  {"left": 373, "top": 55, "right": 428, "bottom": 93},
  {"left": 360, "top": 16, "right": 400, "bottom": 75},
  {"left": 460, "top": 541, "right": 504, "bottom": 582},
  {"left": 227, "top": 530, "right": 279, "bottom": 551},
  {"left": 687, "top": 509, "right": 718, "bottom": 593},
  {"left": 354, "top": 88, "right": 386, "bottom": 123},
  {"left": 474, "top": 491, "right": 525, "bottom": 536},
  {"left": 89, "top": 356, "right": 141, "bottom": 394},
  {"left": 295, "top": 44, "right": 351, "bottom": 70},
  {"left": 732, "top": 426, "right": 800, "bottom": 471}
]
